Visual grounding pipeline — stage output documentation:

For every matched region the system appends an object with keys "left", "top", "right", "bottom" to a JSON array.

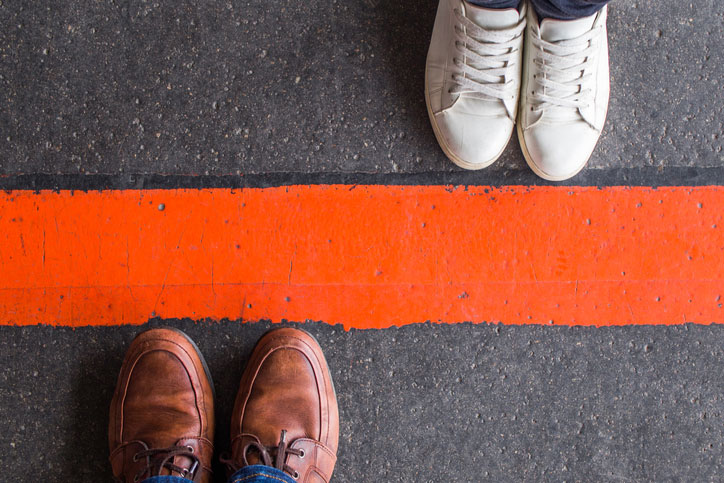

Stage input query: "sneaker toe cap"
[
  {"left": 521, "top": 122, "right": 600, "bottom": 180},
  {"left": 433, "top": 109, "right": 513, "bottom": 169}
]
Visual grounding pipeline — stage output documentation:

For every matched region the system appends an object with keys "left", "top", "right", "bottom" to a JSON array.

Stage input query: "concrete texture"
[
  {"left": 2, "top": 0, "right": 724, "bottom": 481},
  {"left": 1, "top": 0, "right": 723, "bottom": 179},
  {"left": 2, "top": 321, "right": 724, "bottom": 482}
]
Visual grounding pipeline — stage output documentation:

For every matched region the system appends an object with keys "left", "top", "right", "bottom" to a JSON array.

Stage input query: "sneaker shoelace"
[
  {"left": 221, "top": 430, "right": 305, "bottom": 480},
  {"left": 529, "top": 25, "right": 602, "bottom": 113},
  {"left": 128, "top": 444, "right": 200, "bottom": 482},
  {"left": 450, "top": 4, "right": 526, "bottom": 102}
]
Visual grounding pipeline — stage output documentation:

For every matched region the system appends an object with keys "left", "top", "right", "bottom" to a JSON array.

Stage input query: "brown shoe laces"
[
  {"left": 128, "top": 445, "right": 200, "bottom": 482},
  {"left": 221, "top": 430, "right": 304, "bottom": 480}
]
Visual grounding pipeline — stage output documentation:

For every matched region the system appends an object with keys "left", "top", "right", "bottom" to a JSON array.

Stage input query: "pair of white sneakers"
[{"left": 425, "top": 0, "right": 609, "bottom": 180}]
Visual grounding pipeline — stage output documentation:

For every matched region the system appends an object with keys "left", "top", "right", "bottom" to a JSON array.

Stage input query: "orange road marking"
[{"left": 0, "top": 185, "right": 722, "bottom": 328}]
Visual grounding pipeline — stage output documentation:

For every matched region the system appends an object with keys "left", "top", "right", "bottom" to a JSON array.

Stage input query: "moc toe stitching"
[
  {"left": 230, "top": 329, "right": 338, "bottom": 482},
  {"left": 109, "top": 328, "right": 214, "bottom": 483}
]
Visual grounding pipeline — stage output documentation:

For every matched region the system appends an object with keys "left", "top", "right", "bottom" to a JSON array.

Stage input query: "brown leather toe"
[
  {"left": 109, "top": 328, "right": 215, "bottom": 483},
  {"left": 228, "top": 328, "right": 339, "bottom": 482}
]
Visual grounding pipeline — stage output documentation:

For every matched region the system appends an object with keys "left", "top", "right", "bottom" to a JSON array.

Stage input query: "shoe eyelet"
[
  {"left": 133, "top": 475, "right": 140, "bottom": 483},
  {"left": 299, "top": 449, "right": 306, "bottom": 459},
  {"left": 186, "top": 445, "right": 194, "bottom": 453},
  {"left": 132, "top": 453, "right": 139, "bottom": 462},
  {"left": 293, "top": 471, "right": 300, "bottom": 480}
]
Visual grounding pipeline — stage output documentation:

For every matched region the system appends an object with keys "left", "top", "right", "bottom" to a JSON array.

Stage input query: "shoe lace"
[
  {"left": 220, "top": 430, "right": 304, "bottom": 480},
  {"left": 529, "top": 25, "right": 602, "bottom": 112},
  {"left": 449, "top": 4, "right": 526, "bottom": 102},
  {"left": 130, "top": 445, "right": 200, "bottom": 482}
]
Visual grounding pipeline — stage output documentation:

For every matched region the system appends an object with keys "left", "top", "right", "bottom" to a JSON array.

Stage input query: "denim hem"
[
  {"left": 229, "top": 464, "right": 297, "bottom": 483},
  {"left": 141, "top": 476, "right": 194, "bottom": 483},
  {"left": 465, "top": 0, "right": 610, "bottom": 20}
]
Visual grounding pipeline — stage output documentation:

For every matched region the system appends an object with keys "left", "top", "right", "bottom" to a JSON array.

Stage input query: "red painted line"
[{"left": 0, "top": 185, "right": 722, "bottom": 328}]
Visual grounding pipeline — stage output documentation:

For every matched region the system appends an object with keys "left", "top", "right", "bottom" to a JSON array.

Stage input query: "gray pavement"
[
  {"left": 2, "top": 1, "right": 724, "bottom": 482},
  {"left": 2, "top": 321, "right": 724, "bottom": 482},
  {"left": 1, "top": 0, "right": 723, "bottom": 178}
]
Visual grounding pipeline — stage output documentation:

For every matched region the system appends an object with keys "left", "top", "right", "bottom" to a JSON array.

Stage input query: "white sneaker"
[
  {"left": 517, "top": 5, "right": 609, "bottom": 181},
  {"left": 425, "top": 0, "right": 526, "bottom": 170}
]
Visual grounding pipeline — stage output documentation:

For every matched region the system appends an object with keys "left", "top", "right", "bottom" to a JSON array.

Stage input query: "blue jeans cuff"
[
  {"left": 142, "top": 477, "right": 194, "bottom": 483},
  {"left": 229, "top": 464, "right": 297, "bottom": 483}
]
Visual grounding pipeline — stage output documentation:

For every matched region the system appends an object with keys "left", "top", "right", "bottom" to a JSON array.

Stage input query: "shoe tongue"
[
  {"left": 464, "top": 3, "right": 520, "bottom": 30},
  {"left": 539, "top": 14, "right": 595, "bottom": 42}
]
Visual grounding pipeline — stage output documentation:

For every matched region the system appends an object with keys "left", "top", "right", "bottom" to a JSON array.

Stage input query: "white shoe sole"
[{"left": 424, "top": 64, "right": 511, "bottom": 171}]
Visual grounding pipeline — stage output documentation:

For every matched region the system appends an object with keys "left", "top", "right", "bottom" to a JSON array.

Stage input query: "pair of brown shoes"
[{"left": 108, "top": 327, "right": 339, "bottom": 483}]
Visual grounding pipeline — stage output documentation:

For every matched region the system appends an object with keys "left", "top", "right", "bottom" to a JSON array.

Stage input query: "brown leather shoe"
[
  {"left": 108, "top": 328, "right": 215, "bottom": 482},
  {"left": 227, "top": 328, "right": 339, "bottom": 482}
]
